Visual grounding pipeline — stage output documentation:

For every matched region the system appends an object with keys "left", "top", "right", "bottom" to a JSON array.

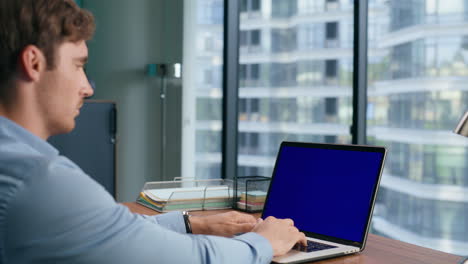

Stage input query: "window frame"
[{"left": 221, "top": 0, "right": 369, "bottom": 181}]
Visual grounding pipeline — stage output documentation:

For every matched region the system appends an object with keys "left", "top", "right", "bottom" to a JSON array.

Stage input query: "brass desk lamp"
[
  {"left": 455, "top": 111, "right": 468, "bottom": 263},
  {"left": 454, "top": 111, "right": 468, "bottom": 137}
]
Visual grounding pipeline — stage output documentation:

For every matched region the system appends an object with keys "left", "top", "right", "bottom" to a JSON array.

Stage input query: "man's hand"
[
  {"left": 189, "top": 211, "right": 257, "bottom": 237},
  {"left": 252, "top": 216, "right": 307, "bottom": 257}
]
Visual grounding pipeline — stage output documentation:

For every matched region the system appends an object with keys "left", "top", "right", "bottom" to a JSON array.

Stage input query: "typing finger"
[
  {"left": 284, "top": 218, "right": 294, "bottom": 226},
  {"left": 298, "top": 232, "right": 307, "bottom": 246}
]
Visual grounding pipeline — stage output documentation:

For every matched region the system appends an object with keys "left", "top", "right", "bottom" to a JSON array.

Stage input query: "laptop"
[{"left": 262, "top": 141, "right": 387, "bottom": 264}]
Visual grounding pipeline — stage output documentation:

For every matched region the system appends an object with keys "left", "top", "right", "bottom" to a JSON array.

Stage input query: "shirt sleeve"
[
  {"left": 5, "top": 160, "right": 274, "bottom": 264},
  {"left": 139, "top": 211, "right": 187, "bottom": 234}
]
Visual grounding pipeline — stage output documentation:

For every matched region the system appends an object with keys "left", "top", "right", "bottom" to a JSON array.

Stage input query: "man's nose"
[{"left": 84, "top": 79, "right": 95, "bottom": 98}]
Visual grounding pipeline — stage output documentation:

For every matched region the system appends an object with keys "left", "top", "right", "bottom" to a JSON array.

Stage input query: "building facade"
[{"left": 187, "top": 0, "right": 468, "bottom": 255}]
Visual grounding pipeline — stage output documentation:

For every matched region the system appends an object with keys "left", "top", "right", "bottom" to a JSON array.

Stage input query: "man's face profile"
[{"left": 36, "top": 40, "right": 94, "bottom": 136}]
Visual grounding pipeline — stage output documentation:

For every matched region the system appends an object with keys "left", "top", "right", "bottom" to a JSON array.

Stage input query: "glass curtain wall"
[
  {"left": 182, "top": 0, "right": 224, "bottom": 179},
  {"left": 368, "top": 0, "right": 468, "bottom": 255},
  {"left": 183, "top": 0, "right": 468, "bottom": 254},
  {"left": 237, "top": 0, "right": 354, "bottom": 177}
]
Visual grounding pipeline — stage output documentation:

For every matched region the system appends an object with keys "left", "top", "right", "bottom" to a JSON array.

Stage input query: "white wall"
[{"left": 83, "top": 0, "right": 183, "bottom": 202}]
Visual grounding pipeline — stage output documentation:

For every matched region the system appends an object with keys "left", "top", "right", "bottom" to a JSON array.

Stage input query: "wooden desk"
[{"left": 123, "top": 202, "right": 462, "bottom": 264}]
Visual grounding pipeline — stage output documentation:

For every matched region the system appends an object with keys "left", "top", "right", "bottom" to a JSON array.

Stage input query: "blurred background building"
[
  {"left": 367, "top": 0, "right": 468, "bottom": 255},
  {"left": 185, "top": 0, "right": 468, "bottom": 255}
]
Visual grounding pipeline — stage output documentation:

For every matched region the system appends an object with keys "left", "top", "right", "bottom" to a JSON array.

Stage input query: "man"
[{"left": 0, "top": 0, "right": 306, "bottom": 263}]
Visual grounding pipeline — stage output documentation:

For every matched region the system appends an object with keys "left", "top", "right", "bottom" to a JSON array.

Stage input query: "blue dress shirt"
[{"left": 0, "top": 116, "right": 273, "bottom": 264}]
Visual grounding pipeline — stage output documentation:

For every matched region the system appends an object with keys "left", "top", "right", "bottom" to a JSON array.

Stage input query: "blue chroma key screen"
[{"left": 262, "top": 145, "right": 384, "bottom": 243}]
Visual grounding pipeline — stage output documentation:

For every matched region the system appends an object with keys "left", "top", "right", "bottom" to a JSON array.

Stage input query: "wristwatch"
[{"left": 182, "top": 211, "right": 192, "bottom": 234}]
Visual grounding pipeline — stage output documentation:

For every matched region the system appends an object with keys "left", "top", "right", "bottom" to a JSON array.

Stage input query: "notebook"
[{"left": 262, "top": 141, "right": 387, "bottom": 263}]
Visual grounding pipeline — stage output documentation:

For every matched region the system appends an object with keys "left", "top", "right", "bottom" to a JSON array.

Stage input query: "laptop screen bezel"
[{"left": 261, "top": 141, "right": 387, "bottom": 250}]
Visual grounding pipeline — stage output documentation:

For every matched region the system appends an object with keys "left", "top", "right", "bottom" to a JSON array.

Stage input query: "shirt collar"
[{"left": 0, "top": 116, "right": 59, "bottom": 158}]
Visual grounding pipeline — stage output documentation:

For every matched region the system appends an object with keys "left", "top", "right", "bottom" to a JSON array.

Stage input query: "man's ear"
[{"left": 19, "top": 45, "right": 46, "bottom": 82}]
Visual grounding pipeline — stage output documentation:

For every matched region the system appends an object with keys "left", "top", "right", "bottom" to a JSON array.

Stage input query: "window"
[
  {"left": 325, "top": 22, "right": 339, "bottom": 47},
  {"left": 251, "top": 0, "right": 260, "bottom": 11},
  {"left": 239, "top": 98, "right": 261, "bottom": 121},
  {"left": 325, "top": 0, "right": 339, "bottom": 11},
  {"left": 241, "top": 0, "right": 261, "bottom": 13},
  {"left": 240, "top": 31, "right": 248, "bottom": 46},
  {"left": 250, "top": 64, "right": 260, "bottom": 80},
  {"left": 251, "top": 98, "right": 259, "bottom": 113},
  {"left": 182, "top": 0, "right": 224, "bottom": 179},
  {"left": 251, "top": 133, "right": 259, "bottom": 147},
  {"left": 198, "top": 0, "right": 223, "bottom": 24},
  {"left": 240, "top": 30, "right": 261, "bottom": 47},
  {"left": 240, "top": 0, "right": 248, "bottom": 12},
  {"left": 238, "top": 132, "right": 260, "bottom": 156},
  {"left": 239, "top": 98, "right": 247, "bottom": 114},
  {"left": 297, "top": 0, "right": 324, "bottom": 14},
  {"left": 324, "top": 135, "right": 337, "bottom": 143},
  {"left": 298, "top": 24, "right": 325, "bottom": 50},
  {"left": 368, "top": 0, "right": 468, "bottom": 255},
  {"left": 272, "top": 28, "right": 297, "bottom": 52},
  {"left": 270, "top": 63, "right": 298, "bottom": 87},
  {"left": 238, "top": 0, "right": 353, "bottom": 177},
  {"left": 325, "top": 59, "right": 338, "bottom": 78},
  {"left": 325, "top": 97, "right": 337, "bottom": 116},
  {"left": 325, "top": 22, "right": 338, "bottom": 40},
  {"left": 272, "top": 0, "right": 298, "bottom": 18},
  {"left": 251, "top": 30, "right": 261, "bottom": 45},
  {"left": 239, "top": 64, "right": 261, "bottom": 87},
  {"left": 239, "top": 64, "right": 247, "bottom": 80},
  {"left": 230, "top": 0, "right": 468, "bottom": 255}
]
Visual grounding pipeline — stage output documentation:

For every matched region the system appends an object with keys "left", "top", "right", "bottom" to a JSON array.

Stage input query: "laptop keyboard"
[{"left": 293, "top": 240, "right": 337, "bottom": 252}]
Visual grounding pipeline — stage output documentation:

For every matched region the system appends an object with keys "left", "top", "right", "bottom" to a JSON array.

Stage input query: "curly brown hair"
[{"left": 0, "top": 0, "right": 95, "bottom": 95}]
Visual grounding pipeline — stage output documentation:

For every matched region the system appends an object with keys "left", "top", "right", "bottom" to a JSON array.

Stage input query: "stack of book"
[
  {"left": 137, "top": 185, "right": 232, "bottom": 212},
  {"left": 236, "top": 190, "right": 267, "bottom": 212}
]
